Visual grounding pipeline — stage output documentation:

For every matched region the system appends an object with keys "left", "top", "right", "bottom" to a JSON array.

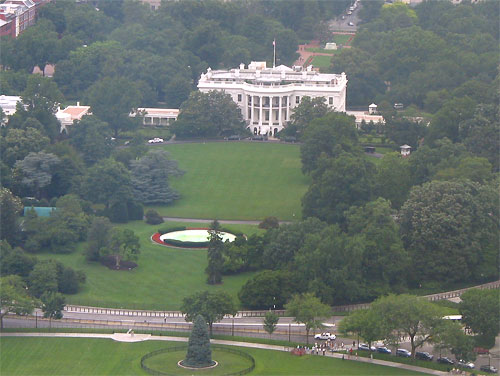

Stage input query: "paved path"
[
  {"left": 0, "top": 332, "right": 447, "bottom": 375},
  {"left": 160, "top": 216, "right": 292, "bottom": 225}
]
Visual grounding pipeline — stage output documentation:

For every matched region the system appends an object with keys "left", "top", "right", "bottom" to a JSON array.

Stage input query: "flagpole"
[{"left": 273, "top": 39, "right": 276, "bottom": 68}]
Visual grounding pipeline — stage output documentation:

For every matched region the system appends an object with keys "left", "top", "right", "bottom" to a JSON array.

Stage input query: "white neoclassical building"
[{"left": 198, "top": 61, "right": 347, "bottom": 136}]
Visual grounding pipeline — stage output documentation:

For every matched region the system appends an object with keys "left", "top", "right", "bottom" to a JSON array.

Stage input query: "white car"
[
  {"left": 457, "top": 360, "right": 475, "bottom": 369},
  {"left": 348, "top": 22, "right": 355, "bottom": 26},
  {"left": 148, "top": 137, "right": 164, "bottom": 144},
  {"left": 314, "top": 332, "right": 336, "bottom": 340}
]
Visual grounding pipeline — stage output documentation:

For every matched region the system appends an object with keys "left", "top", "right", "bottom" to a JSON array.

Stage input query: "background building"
[{"left": 198, "top": 61, "right": 347, "bottom": 136}]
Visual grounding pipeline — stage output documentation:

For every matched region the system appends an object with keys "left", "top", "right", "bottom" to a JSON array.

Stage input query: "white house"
[
  {"left": 197, "top": 61, "right": 347, "bottom": 137},
  {"left": 55, "top": 103, "right": 91, "bottom": 132},
  {"left": 132, "top": 108, "right": 179, "bottom": 127}
]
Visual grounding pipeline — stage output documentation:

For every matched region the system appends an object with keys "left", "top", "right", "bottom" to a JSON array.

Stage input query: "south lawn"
[
  {"left": 152, "top": 142, "right": 309, "bottom": 221},
  {"left": 37, "top": 221, "right": 263, "bottom": 310},
  {"left": 0, "top": 337, "right": 425, "bottom": 375}
]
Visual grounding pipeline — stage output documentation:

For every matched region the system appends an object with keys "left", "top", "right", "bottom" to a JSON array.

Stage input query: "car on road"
[
  {"left": 347, "top": 10, "right": 352, "bottom": 15},
  {"left": 437, "top": 357, "right": 454, "bottom": 365},
  {"left": 226, "top": 135, "right": 241, "bottom": 141},
  {"left": 314, "top": 332, "right": 336, "bottom": 340},
  {"left": 348, "top": 22, "right": 354, "bottom": 26},
  {"left": 376, "top": 346, "right": 392, "bottom": 354},
  {"left": 148, "top": 137, "right": 164, "bottom": 144},
  {"left": 456, "top": 360, "right": 475, "bottom": 369},
  {"left": 415, "top": 351, "right": 433, "bottom": 361},
  {"left": 358, "top": 343, "right": 376, "bottom": 351},
  {"left": 396, "top": 349, "right": 411, "bottom": 358},
  {"left": 251, "top": 135, "right": 267, "bottom": 141},
  {"left": 480, "top": 365, "right": 498, "bottom": 373}
]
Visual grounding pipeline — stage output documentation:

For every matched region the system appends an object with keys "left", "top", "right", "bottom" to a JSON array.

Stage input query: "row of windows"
[{"left": 237, "top": 94, "right": 334, "bottom": 106}]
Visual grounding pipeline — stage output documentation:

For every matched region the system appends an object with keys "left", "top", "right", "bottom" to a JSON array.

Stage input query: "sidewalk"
[{"left": 1, "top": 332, "right": 447, "bottom": 375}]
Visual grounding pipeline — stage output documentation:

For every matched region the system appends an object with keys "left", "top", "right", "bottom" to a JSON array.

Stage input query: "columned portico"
[{"left": 198, "top": 62, "right": 348, "bottom": 136}]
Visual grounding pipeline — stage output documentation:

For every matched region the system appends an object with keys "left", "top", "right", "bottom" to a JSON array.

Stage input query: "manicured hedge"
[{"left": 162, "top": 239, "right": 209, "bottom": 248}]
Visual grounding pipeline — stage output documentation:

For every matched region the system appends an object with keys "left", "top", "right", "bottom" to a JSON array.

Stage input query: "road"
[{"left": 329, "top": 2, "right": 362, "bottom": 32}]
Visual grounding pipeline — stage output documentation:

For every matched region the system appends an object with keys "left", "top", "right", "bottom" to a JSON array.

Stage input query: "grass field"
[
  {"left": 37, "top": 221, "right": 263, "bottom": 310},
  {"left": 153, "top": 142, "right": 309, "bottom": 221},
  {"left": 0, "top": 337, "right": 425, "bottom": 375},
  {"left": 332, "top": 34, "right": 353, "bottom": 45},
  {"left": 311, "top": 55, "right": 333, "bottom": 68}
]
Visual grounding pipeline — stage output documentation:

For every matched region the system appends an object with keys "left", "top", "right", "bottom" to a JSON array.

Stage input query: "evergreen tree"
[
  {"left": 183, "top": 314, "right": 213, "bottom": 367},
  {"left": 206, "top": 228, "right": 223, "bottom": 285}
]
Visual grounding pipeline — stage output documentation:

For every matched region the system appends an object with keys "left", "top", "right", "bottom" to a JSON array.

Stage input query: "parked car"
[
  {"left": 314, "top": 332, "right": 336, "bottom": 340},
  {"left": 251, "top": 135, "right": 267, "bottom": 141},
  {"left": 437, "top": 357, "right": 454, "bottom": 365},
  {"left": 456, "top": 360, "right": 475, "bottom": 369},
  {"left": 148, "top": 137, "right": 164, "bottom": 144},
  {"left": 226, "top": 135, "right": 241, "bottom": 141},
  {"left": 393, "top": 103, "right": 404, "bottom": 110},
  {"left": 377, "top": 347, "right": 392, "bottom": 354},
  {"left": 358, "top": 343, "right": 376, "bottom": 351},
  {"left": 415, "top": 351, "right": 433, "bottom": 361},
  {"left": 480, "top": 365, "right": 498, "bottom": 373},
  {"left": 348, "top": 22, "right": 354, "bottom": 26},
  {"left": 396, "top": 349, "right": 411, "bottom": 358},
  {"left": 283, "top": 136, "right": 296, "bottom": 143}
]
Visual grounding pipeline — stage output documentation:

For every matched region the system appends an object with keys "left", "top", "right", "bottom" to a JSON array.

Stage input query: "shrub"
[
  {"left": 108, "top": 201, "right": 129, "bottom": 223},
  {"left": 258, "top": 217, "right": 280, "bottom": 229},
  {"left": 145, "top": 209, "right": 164, "bottom": 225},
  {"left": 127, "top": 201, "right": 144, "bottom": 220}
]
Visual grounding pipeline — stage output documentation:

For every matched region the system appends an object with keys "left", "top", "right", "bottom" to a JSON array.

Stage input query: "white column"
[
  {"left": 288, "top": 95, "right": 291, "bottom": 121},
  {"left": 244, "top": 94, "right": 248, "bottom": 121},
  {"left": 279, "top": 96, "right": 282, "bottom": 127},
  {"left": 259, "top": 95, "right": 263, "bottom": 126},
  {"left": 269, "top": 96, "right": 273, "bottom": 131},
  {"left": 250, "top": 96, "right": 254, "bottom": 125}
]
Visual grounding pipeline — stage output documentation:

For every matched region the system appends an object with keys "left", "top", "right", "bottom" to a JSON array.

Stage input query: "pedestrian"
[
  {"left": 356, "top": 352, "right": 358, "bottom": 360},
  {"left": 323, "top": 349, "right": 326, "bottom": 356},
  {"left": 342, "top": 354, "right": 345, "bottom": 360}
]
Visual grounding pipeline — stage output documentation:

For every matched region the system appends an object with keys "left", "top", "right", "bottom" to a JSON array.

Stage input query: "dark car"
[
  {"left": 396, "top": 349, "right": 411, "bottom": 358},
  {"left": 480, "top": 365, "right": 498, "bottom": 373},
  {"left": 415, "top": 351, "right": 433, "bottom": 361},
  {"left": 251, "top": 135, "right": 267, "bottom": 141},
  {"left": 283, "top": 136, "right": 296, "bottom": 143},
  {"left": 227, "top": 135, "right": 241, "bottom": 141},
  {"left": 377, "top": 347, "right": 392, "bottom": 354},
  {"left": 437, "top": 357, "right": 454, "bottom": 365}
]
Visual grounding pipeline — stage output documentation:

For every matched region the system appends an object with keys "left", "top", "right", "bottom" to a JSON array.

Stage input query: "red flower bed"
[{"left": 151, "top": 232, "right": 164, "bottom": 245}]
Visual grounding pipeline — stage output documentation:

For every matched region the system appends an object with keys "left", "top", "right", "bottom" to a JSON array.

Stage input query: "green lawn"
[
  {"left": 311, "top": 55, "right": 333, "bottom": 68},
  {"left": 332, "top": 34, "right": 353, "bottom": 45},
  {"left": 153, "top": 142, "right": 309, "bottom": 221},
  {"left": 37, "top": 221, "right": 263, "bottom": 310},
  {"left": 0, "top": 337, "right": 425, "bottom": 375}
]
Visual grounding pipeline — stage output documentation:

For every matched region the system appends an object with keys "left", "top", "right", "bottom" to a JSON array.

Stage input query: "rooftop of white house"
[{"left": 199, "top": 62, "right": 346, "bottom": 87}]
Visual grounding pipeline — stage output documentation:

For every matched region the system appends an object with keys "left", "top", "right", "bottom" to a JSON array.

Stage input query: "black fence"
[{"left": 140, "top": 345, "right": 255, "bottom": 376}]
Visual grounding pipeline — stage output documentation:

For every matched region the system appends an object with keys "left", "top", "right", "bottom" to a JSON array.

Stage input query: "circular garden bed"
[
  {"left": 152, "top": 226, "right": 239, "bottom": 249},
  {"left": 141, "top": 345, "right": 255, "bottom": 375}
]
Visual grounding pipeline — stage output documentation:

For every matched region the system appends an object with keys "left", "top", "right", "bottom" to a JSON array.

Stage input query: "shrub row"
[{"left": 162, "top": 239, "right": 209, "bottom": 248}]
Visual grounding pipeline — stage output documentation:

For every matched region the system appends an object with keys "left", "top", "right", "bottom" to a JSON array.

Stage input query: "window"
[
  {"left": 238, "top": 94, "right": 242, "bottom": 102},
  {"left": 295, "top": 96, "right": 300, "bottom": 104},
  {"left": 329, "top": 97, "right": 333, "bottom": 105}
]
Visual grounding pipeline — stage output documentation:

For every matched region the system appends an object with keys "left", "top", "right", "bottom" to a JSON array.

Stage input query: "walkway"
[
  {"left": 294, "top": 35, "right": 355, "bottom": 67},
  {"left": 0, "top": 332, "right": 447, "bottom": 375},
  {"left": 160, "top": 216, "right": 292, "bottom": 225}
]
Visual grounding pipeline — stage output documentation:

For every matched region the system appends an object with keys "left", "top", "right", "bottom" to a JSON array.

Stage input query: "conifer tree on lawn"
[{"left": 183, "top": 314, "right": 213, "bottom": 367}]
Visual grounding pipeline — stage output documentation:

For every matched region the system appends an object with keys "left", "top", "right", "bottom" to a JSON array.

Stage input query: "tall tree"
[
  {"left": 14, "top": 152, "right": 61, "bottom": 199},
  {"left": 459, "top": 289, "right": 500, "bottom": 348},
  {"left": 302, "top": 153, "right": 374, "bottom": 224},
  {"left": 300, "top": 113, "right": 359, "bottom": 174},
  {"left": 181, "top": 291, "right": 237, "bottom": 336},
  {"left": 86, "top": 77, "right": 142, "bottom": 138},
  {"left": 130, "top": 150, "right": 184, "bottom": 205},
  {"left": 0, "top": 275, "right": 37, "bottom": 329},
  {"left": 102, "top": 228, "right": 141, "bottom": 269},
  {"left": 79, "top": 158, "right": 131, "bottom": 209},
  {"left": 285, "top": 292, "right": 331, "bottom": 345},
  {"left": 371, "top": 294, "right": 442, "bottom": 358},
  {"left": 374, "top": 152, "right": 412, "bottom": 209},
  {"left": 85, "top": 217, "right": 112, "bottom": 262},
  {"left": 339, "top": 308, "right": 384, "bottom": 351},
  {"left": 281, "top": 96, "right": 331, "bottom": 140},
  {"left": 400, "top": 180, "right": 499, "bottom": 285},
  {"left": 206, "top": 228, "right": 224, "bottom": 285},
  {"left": 0, "top": 188, "right": 23, "bottom": 246},
  {"left": 41, "top": 291, "right": 65, "bottom": 328},
  {"left": 171, "top": 90, "right": 247, "bottom": 139}
]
